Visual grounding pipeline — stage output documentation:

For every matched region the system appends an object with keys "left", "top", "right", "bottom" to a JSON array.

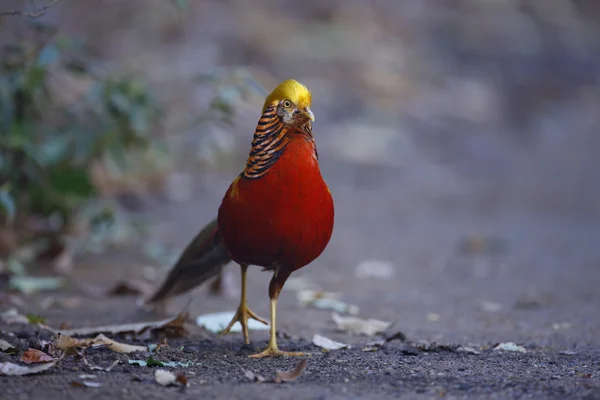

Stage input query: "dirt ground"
[{"left": 2, "top": 159, "right": 600, "bottom": 399}]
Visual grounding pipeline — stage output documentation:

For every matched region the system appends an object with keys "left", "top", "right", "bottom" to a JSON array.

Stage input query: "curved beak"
[{"left": 299, "top": 107, "right": 315, "bottom": 123}]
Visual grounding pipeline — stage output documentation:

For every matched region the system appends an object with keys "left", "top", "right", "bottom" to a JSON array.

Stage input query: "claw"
[
  {"left": 249, "top": 347, "right": 307, "bottom": 358},
  {"left": 219, "top": 304, "right": 268, "bottom": 344}
]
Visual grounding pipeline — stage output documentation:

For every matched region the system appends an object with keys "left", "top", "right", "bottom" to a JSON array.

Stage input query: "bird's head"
[{"left": 262, "top": 79, "right": 314, "bottom": 126}]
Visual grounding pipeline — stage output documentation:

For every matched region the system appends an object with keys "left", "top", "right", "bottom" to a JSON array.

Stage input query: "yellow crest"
[{"left": 262, "top": 79, "right": 312, "bottom": 112}]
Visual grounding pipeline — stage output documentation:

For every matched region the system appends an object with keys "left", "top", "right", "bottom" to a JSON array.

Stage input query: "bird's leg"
[
  {"left": 220, "top": 264, "right": 268, "bottom": 344},
  {"left": 249, "top": 271, "right": 306, "bottom": 358}
]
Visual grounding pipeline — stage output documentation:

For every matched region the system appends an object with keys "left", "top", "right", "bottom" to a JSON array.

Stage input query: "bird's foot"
[
  {"left": 249, "top": 345, "right": 307, "bottom": 358},
  {"left": 219, "top": 304, "right": 268, "bottom": 344}
]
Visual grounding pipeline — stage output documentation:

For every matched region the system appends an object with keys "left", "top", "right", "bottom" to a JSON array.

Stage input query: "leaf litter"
[
  {"left": 128, "top": 355, "right": 199, "bottom": 368},
  {"left": 332, "top": 312, "right": 392, "bottom": 336},
  {"left": 312, "top": 334, "right": 348, "bottom": 351},
  {"left": 0, "top": 338, "right": 18, "bottom": 354},
  {"left": 494, "top": 342, "right": 527, "bottom": 353},
  {"left": 55, "top": 311, "right": 188, "bottom": 337},
  {"left": 21, "top": 348, "right": 55, "bottom": 364},
  {"left": 154, "top": 369, "right": 188, "bottom": 387},
  {"left": 297, "top": 290, "right": 359, "bottom": 315},
  {"left": 196, "top": 311, "right": 269, "bottom": 333},
  {"left": 55, "top": 333, "right": 147, "bottom": 354},
  {"left": 243, "top": 359, "right": 308, "bottom": 384}
]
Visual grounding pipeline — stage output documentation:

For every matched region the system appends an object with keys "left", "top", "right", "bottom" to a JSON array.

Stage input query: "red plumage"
[{"left": 218, "top": 130, "right": 334, "bottom": 298}]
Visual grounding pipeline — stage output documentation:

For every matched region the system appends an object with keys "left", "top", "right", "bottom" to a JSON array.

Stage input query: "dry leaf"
[
  {"left": 56, "top": 333, "right": 146, "bottom": 355},
  {"left": 71, "top": 380, "right": 102, "bottom": 388},
  {"left": 312, "top": 334, "right": 348, "bottom": 350},
  {"left": 176, "top": 374, "right": 189, "bottom": 387},
  {"left": 0, "top": 339, "right": 17, "bottom": 353},
  {"left": 332, "top": 313, "right": 392, "bottom": 336},
  {"left": 56, "top": 311, "right": 188, "bottom": 337},
  {"left": 297, "top": 291, "right": 359, "bottom": 315},
  {"left": 274, "top": 359, "right": 307, "bottom": 383},
  {"left": 155, "top": 369, "right": 177, "bottom": 386},
  {"left": 1, "top": 308, "right": 29, "bottom": 324},
  {"left": 196, "top": 311, "right": 269, "bottom": 333},
  {"left": 494, "top": 342, "right": 526, "bottom": 353},
  {"left": 92, "top": 334, "right": 147, "bottom": 353},
  {"left": 243, "top": 369, "right": 266, "bottom": 383},
  {"left": 0, "top": 360, "right": 58, "bottom": 375},
  {"left": 21, "top": 348, "right": 54, "bottom": 364}
]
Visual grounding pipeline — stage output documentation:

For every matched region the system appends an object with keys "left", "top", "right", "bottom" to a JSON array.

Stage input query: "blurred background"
[{"left": 1, "top": 0, "right": 599, "bottom": 343}]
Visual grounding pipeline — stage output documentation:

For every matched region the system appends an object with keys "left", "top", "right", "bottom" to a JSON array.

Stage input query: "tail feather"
[{"left": 145, "top": 218, "right": 231, "bottom": 304}]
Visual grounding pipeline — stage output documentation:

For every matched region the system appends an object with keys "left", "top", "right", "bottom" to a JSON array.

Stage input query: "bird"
[{"left": 145, "top": 79, "right": 334, "bottom": 358}]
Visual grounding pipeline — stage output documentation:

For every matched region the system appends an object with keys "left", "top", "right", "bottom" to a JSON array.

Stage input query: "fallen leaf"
[
  {"left": 21, "top": 348, "right": 54, "bottom": 364},
  {"left": 128, "top": 356, "right": 198, "bottom": 368},
  {"left": 274, "top": 359, "right": 307, "bottom": 383},
  {"left": 361, "top": 346, "right": 379, "bottom": 352},
  {"left": 26, "top": 314, "right": 46, "bottom": 324},
  {"left": 494, "top": 342, "right": 526, "bottom": 353},
  {"left": 71, "top": 380, "right": 102, "bottom": 388},
  {"left": 9, "top": 276, "right": 67, "bottom": 295},
  {"left": 312, "top": 334, "right": 348, "bottom": 350},
  {"left": 56, "top": 311, "right": 188, "bottom": 337},
  {"left": 0, "top": 360, "right": 58, "bottom": 375},
  {"left": 176, "top": 374, "right": 189, "bottom": 386},
  {"left": 0, "top": 339, "right": 18, "bottom": 354},
  {"left": 155, "top": 369, "right": 177, "bottom": 386},
  {"left": 55, "top": 333, "right": 146, "bottom": 356},
  {"left": 332, "top": 313, "right": 392, "bottom": 336},
  {"left": 196, "top": 311, "right": 269, "bottom": 333},
  {"left": 92, "top": 334, "right": 147, "bottom": 353},
  {"left": 243, "top": 369, "right": 266, "bottom": 383},
  {"left": 457, "top": 346, "right": 481, "bottom": 355},
  {"left": 355, "top": 259, "right": 395, "bottom": 279},
  {"left": 297, "top": 290, "right": 359, "bottom": 315},
  {"left": 1, "top": 308, "right": 29, "bottom": 324}
]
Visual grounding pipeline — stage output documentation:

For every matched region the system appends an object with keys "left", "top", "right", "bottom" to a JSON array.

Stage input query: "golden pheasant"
[{"left": 146, "top": 79, "right": 334, "bottom": 358}]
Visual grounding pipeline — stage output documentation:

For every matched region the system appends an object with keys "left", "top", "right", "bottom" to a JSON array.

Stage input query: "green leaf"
[
  {"left": 47, "top": 166, "right": 95, "bottom": 198},
  {"left": 26, "top": 314, "right": 46, "bottom": 324}
]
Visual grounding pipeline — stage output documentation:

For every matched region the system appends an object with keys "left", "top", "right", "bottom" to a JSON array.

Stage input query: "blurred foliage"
[{"left": 0, "top": 20, "right": 159, "bottom": 259}]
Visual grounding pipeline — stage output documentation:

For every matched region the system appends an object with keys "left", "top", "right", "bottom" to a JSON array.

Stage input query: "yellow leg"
[
  {"left": 220, "top": 265, "right": 268, "bottom": 344},
  {"left": 249, "top": 297, "right": 306, "bottom": 358}
]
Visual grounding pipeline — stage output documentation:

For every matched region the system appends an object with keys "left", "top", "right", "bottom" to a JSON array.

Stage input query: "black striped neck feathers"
[{"left": 242, "top": 105, "right": 317, "bottom": 180}]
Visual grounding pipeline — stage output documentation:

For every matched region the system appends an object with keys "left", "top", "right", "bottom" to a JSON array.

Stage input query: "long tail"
[{"left": 145, "top": 218, "right": 231, "bottom": 304}]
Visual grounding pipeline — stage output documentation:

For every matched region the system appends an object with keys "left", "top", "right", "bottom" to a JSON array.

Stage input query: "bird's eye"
[{"left": 283, "top": 100, "right": 292, "bottom": 108}]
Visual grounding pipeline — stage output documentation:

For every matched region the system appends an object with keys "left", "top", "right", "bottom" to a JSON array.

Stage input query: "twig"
[{"left": 0, "top": 0, "right": 60, "bottom": 19}]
